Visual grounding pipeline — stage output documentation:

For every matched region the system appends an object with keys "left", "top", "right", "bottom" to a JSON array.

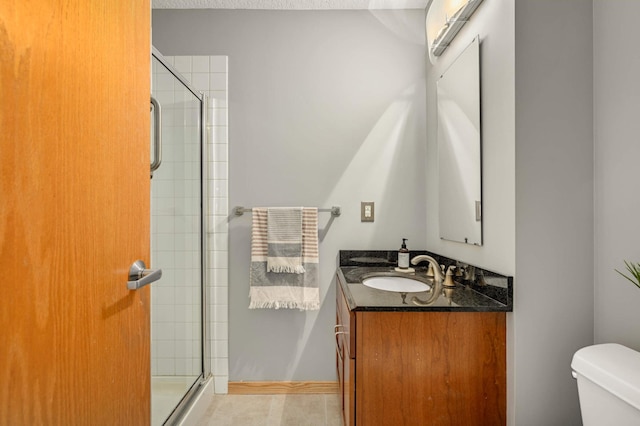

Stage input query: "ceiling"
[{"left": 152, "top": 0, "right": 429, "bottom": 10}]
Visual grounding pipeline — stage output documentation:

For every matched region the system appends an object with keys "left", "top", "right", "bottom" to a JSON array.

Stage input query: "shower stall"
[{"left": 150, "top": 48, "right": 210, "bottom": 425}]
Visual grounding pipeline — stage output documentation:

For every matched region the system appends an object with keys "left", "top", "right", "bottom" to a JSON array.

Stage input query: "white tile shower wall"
[
  {"left": 151, "top": 57, "right": 203, "bottom": 379},
  {"left": 152, "top": 55, "right": 229, "bottom": 393}
]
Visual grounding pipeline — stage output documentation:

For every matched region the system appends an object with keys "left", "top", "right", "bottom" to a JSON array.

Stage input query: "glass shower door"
[{"left": 151, "top": 52, "right": 205, "bottom": 426}]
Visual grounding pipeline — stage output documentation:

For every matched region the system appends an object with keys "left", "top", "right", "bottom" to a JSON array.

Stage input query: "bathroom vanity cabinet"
[{"left": 335, "top": 274, "right": 507, "bottom": 426}]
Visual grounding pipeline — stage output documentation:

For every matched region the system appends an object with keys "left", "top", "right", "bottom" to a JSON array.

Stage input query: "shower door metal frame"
[{"left": 151, "top": 46, "right": 211, "bottom": 424}]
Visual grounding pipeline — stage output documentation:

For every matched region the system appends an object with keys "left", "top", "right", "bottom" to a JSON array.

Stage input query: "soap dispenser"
[{"left": 398, "top": 238, "right": 410, "bottom": 269}]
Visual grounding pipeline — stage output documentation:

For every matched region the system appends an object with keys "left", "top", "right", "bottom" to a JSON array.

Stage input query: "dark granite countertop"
[{"left": 337, "top": 250, "right": 513, "bottom": 312}]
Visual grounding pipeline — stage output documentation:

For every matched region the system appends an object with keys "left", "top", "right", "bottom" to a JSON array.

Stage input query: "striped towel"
[
  {"left": 267, "top": 208, "right": 305, "bottom": 274},
  {"left": 249, "top": 207, "right": 320, "bottom": 310}
]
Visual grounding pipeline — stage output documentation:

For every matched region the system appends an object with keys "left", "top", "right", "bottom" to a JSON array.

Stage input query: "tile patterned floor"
[{"left": 195, "top": 394, "right": 343, "bottom": 426}]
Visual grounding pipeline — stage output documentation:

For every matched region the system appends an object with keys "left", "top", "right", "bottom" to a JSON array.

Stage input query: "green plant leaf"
[{"left": 616, "top": 260, "right": 640, "bottom": 289}]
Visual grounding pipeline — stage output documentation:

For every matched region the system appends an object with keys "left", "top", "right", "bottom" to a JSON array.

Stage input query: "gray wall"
[
  {"left": 425, "top": 2, "right": 515, "bottom": 283},
  {"left": 514, "top": 1, "right": 594, "bottom": 424},
  {"left": 153, "top": 10, "right": 427, "bottom": 381},
  {"left": 594, "top": 3, "right": 640, "bottom": 347}
]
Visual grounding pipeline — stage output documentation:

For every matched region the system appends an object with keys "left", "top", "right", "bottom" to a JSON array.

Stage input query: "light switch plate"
[{"left": 361, "top": 202, "right": 374, "bottom": 222}]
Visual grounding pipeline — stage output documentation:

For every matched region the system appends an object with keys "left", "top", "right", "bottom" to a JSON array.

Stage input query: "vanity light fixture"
[{"left": 429, "top": 0, "right": 484, "bottom": 57}]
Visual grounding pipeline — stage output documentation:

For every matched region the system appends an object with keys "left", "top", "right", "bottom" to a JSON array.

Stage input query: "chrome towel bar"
[{"left": 233, "top": 206, "right": 341, "bottom": 217}]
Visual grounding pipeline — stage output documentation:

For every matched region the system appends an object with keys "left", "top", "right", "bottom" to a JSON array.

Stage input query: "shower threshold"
[{"left": 152, "top": 375, "right": 199, "bottom": 425}]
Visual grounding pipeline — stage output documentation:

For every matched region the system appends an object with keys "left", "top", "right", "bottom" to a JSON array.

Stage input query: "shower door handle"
[
  {"left": 127, "top": 260, "right": 162, "bottom": 290},
  {"left": 150, "top": 96, "right": 162, "bottom": 177}
]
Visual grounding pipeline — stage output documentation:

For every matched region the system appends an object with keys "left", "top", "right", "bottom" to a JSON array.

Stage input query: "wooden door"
[{"left": 0, "top": 2, "right": 151, "bottom": 425}]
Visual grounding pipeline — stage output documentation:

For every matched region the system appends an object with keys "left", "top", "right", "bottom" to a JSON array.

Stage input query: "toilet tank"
[{"left": 571, "top": 343, "right": 640, "bottom": 426}]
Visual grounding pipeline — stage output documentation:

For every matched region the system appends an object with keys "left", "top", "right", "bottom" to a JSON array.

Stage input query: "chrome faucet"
[{"left": 410, "top": 255, "right": 444, "bottom": 283}]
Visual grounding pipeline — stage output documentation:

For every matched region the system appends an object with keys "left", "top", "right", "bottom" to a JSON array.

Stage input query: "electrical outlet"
[{"left": 361, "top": 202, "right": 374, "bottom": 222}]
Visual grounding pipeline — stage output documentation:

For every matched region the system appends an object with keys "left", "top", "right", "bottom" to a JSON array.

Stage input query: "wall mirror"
[{"left": 437, "top": 36, "right": 482, "bottom": 245}]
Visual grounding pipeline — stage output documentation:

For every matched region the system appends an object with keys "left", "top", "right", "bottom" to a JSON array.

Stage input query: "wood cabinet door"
[
  {"left": 0, "top": 1, "right": 151, "bottom": 424},
  {"left": 356, "top": 311, "right": 506, "bottom": 426},
  {"left": 336, "top": 281, "right": 356, "bottom": 426},
  {"left": 344, "top": 353, "right": 356, "bottom": 426}
]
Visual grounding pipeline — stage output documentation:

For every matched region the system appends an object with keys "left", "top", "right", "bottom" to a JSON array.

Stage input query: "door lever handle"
[{"left": 127, "top": 260, "right": 162, "bottom": 290}]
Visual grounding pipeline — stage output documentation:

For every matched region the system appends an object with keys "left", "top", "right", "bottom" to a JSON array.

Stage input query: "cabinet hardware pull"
[{"left": 335, "top": 330, "right": 348, "bottom": 361}]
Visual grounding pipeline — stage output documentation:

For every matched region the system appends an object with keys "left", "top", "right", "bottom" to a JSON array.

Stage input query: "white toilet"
[{"left": 572, "top": 343, "right": 640, "bottom": 425}]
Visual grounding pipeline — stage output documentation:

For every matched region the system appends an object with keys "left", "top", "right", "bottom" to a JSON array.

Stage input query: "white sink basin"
[{"left": 363, "top": 275, "right": 431, "bottom": 293}]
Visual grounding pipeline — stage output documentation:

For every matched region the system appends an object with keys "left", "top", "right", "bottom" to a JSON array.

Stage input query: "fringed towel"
[{"left": 249, "top": 207, "right": 320, "bottom": 311}]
